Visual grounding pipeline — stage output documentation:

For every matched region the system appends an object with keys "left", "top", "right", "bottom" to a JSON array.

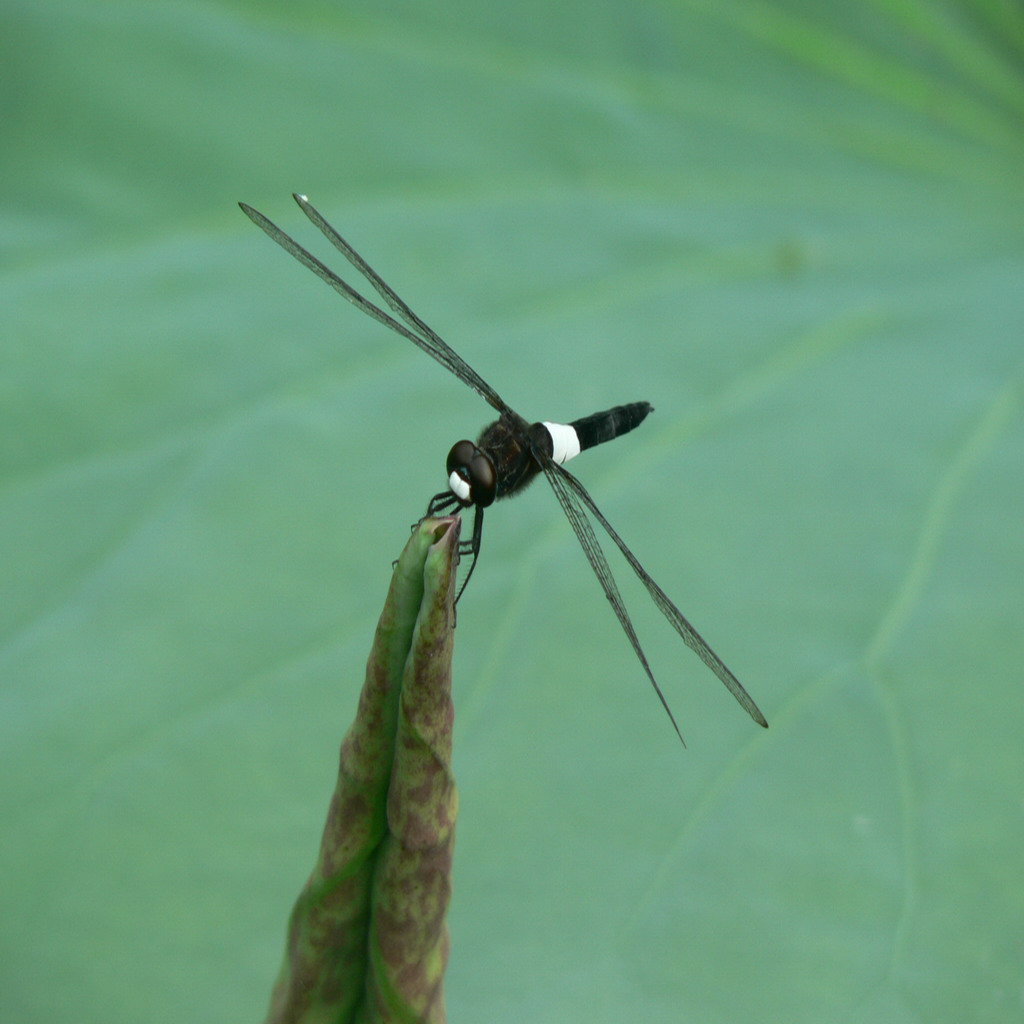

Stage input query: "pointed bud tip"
[{"left": 426, "top": 515, "right": 461, "bottom": 549}]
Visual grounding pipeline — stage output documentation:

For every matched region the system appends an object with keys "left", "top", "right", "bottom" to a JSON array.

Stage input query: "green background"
[{"left": 3, "top": 1, "right": 1022, "bottom": 1021}]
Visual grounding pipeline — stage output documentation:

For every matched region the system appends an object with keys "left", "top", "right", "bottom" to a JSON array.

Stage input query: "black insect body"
[
  {"left": 240, "top": 194, "right": 768, "bottom": 741},
  {"left": 428, "top": 402, "right": 653, "bottom": 600}
]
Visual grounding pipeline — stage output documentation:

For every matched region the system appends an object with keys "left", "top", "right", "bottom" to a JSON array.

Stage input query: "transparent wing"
[
  {"left": 540, "top": 460, "right": 687, "bottom": 744},
  {"left": 239, "top": 197, "right": 510, "bottom": 415},
  {"left": 545, "top": 459, "right": 769, "bottom": 729}
]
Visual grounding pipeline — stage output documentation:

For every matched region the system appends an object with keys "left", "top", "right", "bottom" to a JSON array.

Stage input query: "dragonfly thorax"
[{"left": 446, "top": 439, "right": 497, "bottom": 508}]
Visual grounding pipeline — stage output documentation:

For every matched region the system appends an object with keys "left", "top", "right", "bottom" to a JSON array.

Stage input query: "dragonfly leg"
[
  {"left": 414, "top": 490, "right": 461, "bottom": 532},
  {"left": 453, "top": 504, "right": 483, "bottom": 605}
]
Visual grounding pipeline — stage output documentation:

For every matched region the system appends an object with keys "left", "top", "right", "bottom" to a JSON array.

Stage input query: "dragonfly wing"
[
  {"left": 548, "top": 460, "right": 768, "bottom": 728},
  {"left": 292, "top": 194, "right": 510, "bottom": 416},
  {"left": 239, "top": 200, "right": 510, "bottom": 415},
  {"left": 540, "top": 459, "right": 686, "bottom": 744}
]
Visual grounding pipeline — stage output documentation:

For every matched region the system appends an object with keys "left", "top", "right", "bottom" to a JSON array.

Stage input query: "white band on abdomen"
[{"left": 543, "top": 421, "right": 581, "bottom": 465}]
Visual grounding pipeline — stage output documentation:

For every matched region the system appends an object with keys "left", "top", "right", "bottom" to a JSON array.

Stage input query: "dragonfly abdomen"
[{"left": 570, "top": 402, "right": 653, "bottom": 452}]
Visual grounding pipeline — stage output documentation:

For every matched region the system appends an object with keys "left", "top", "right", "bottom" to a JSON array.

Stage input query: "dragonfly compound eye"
[
  {"left": 445, "top": 440, "right": 478, "bottom": 505},
  {"left": 446, "top": 440, "right": 476, "bottom": 476},
  {"left": 468, "top": 451, "right": 497, "bottom": 507}
]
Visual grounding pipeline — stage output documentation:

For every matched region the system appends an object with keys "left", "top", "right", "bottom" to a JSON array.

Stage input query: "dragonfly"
[{"left": 239, "top": 194, "right": 768, "bottom": 741}]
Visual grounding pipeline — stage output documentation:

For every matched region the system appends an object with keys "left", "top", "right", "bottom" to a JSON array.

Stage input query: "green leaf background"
[{"left": 3, "top": 1, "right": 1022, "bottom": 1021}]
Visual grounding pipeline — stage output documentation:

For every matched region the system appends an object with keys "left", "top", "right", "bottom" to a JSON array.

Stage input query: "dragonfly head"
[{"left": 446, "top": 440, "right": 497, "bottom": 508}]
